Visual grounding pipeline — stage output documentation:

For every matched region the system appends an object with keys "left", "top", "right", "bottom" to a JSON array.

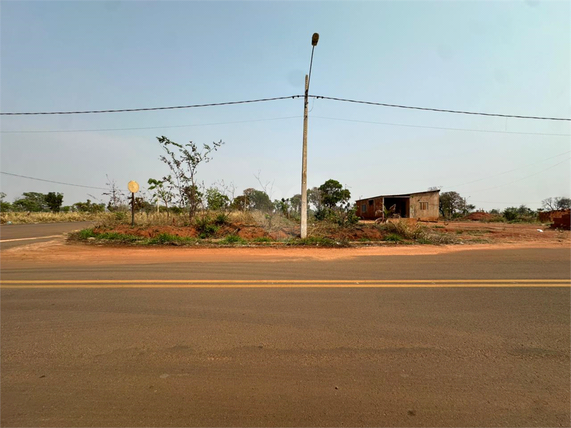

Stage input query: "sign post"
[{"left": 128, "top": 181, "right": 139, "bottom": 226}]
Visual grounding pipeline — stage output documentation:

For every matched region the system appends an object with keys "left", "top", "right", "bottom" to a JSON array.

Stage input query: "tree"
[
  {"left": 503, "top": 205, "right": 536, "bottom": 222},
  {"left": 231, "top": 195, "right": 249, "bottom": 211},
  {"left": 45, "top": 192, "right": 64, "bottom": 212},
  {"left": 290, "top": 194, "right": 302, "bottom": 215},
  {"left": 103, "top": 176, "right": 125, "bottom": 212},
  {"left": 73, "top": 199, "right": 105, "bottom": 213},
  {"left": 12, "top": 192, "right": 47, "bottom": 212},
  {"left": 439, "top": 191, "right": 464, "bottom": 218},
  {"left": 147, "top": 178, "right": 174, "bottom": 214},
  {"left": 206, "top": 187, "right": 230, "bottom": 211},
  {"left": 307, "top": 187, "right": 324, "bottom": 212},
  {"left": 156, "top": 136, "right": 224, "bottom": 220},
  {"left": 243, "top": 188, "right": 273, "bottom": 211},
  {"left": 542, "top": 196, "right": 571, "bottom": 211},
  {"left": 0, "top": 192, "right": 11, "bottom": 212},
  {"left": 318, "top": 179, "right": 351, "bottom": 209}
]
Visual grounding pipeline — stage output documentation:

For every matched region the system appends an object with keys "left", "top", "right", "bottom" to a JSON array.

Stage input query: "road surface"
[
  {"left": 0, "top": 221, "right": 93, "bottom": 250},
  {"left": 1, "top": 233, "right": 569, "bottom": 427}
]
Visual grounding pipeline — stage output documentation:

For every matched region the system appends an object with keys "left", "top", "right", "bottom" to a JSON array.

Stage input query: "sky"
[{"left": 1, "top": 0, "right": 570, "bottom": 211}]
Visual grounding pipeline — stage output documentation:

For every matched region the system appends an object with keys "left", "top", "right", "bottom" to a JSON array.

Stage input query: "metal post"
[
  {"left": 131, "top": 193, "right": 135, "bottom": 226},
  {"left": 300, "top": 74, "right": 309, "bottom": 238}
]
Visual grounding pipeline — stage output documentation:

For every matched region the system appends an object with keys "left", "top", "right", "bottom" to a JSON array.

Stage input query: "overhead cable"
[
  {"left": 447, "top": 150, "right": 571, "bottom": 189},
  {"left": 467, "top": 157, "right": 571, "bottom": 194},
  {"left": 1, "top": 94, "right": 569, "bottom": 121},
  {"left": 0, "top": 96, "right": 302, "bottom": 116},
  {"left": 310, "top": 95, "right": 571, "bottom": 121},
  {"left": 1, "top": 116, "right": 301, "bottom": 134},
  {"left": 0, "top": 171, "right": 107, "bottom": 190},
  {"left": 311, "top": 116, "right": 570, "bottom": 137}
]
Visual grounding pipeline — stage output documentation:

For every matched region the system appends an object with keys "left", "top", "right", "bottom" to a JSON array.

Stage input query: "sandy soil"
[{"left": 2, "top": 236, "right": 569, "bottom": 271}]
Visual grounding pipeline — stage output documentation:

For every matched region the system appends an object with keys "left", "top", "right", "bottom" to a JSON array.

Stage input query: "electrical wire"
[
  {"left": 1, "top": 116, "right": 301, "bottom": 134},
  {"left": 0, "top": 96, "right": 302, "bottom": 116},
  {"left": 467, "top": 157, "right": 571, "bottom": 194},
  {"left": 446, "top": 150, "right": 571, "bottom": 189},
  {"left": 310, "top": 95, "right": 571, "bottom": 121},
  {"left": 311, "top": 116, "right": 570, "bottom": 137},
  {"left": 2, "top": 93, "right": 569, "bottom": 121},
  {"left": 0, "top": 171, "right": 107, "bottom": 190}
]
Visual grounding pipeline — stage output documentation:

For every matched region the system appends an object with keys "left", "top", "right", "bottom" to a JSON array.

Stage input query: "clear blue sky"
[{"left": 1, "top": 0, "right": 569, "bottom": 210}]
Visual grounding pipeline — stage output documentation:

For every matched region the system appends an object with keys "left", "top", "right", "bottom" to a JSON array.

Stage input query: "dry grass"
[{"left": 1, "top": 212, "right": 110, "bottom": 224}]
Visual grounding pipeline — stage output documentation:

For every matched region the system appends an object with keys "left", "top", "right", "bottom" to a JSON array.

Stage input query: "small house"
[{"left": 356, "top": 190, "right": 440, "bottom": 221}]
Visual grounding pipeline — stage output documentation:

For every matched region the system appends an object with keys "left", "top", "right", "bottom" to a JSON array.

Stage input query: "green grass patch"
[
  {"left": 384, "top": 233, "right": 404, "bottom": 242},
  {"left": 220, "top": 234, "right": 247, "bottom": 245},
  {"left": 76, "top": 228, "right": 96, "bottom": 239},
  {"left": 147, "top": 233, "right": 196, "bottom": 245}
]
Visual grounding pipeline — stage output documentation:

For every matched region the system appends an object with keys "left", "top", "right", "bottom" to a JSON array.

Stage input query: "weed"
[
  {"left": 384, "top": 233, "right": 404, "bottom": 242},
  {"left": 97, "top": 232, "right": 141, "bottom": 243},
  {"left": 252, "top": 236, "right": 273, "bottom": 243},
  {"left": 147, "top": 233, "right": 195, "bottom": 245},
  {"left": 195, "top": 215, "right": 219, "bottom": 238},
  {"left": 214, "top": 213, "right": 229, "bottom": 226},
  {"left": 76, "top": 228, "right": 96, "bottom": 239},
  {"left": 221, "top": 234, "right": 247, "bottom": 245}
]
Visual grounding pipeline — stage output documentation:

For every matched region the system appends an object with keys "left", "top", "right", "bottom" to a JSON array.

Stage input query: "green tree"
[
  {"left": 73, "top": 199, "right": 105, "bottom": 213},
  {"left": 12, "top": 192, "right": 47, "bottom": 212},
  {"left": 439, "top": 191, "right": 464, "bottom": 218},
  {"left": 318, "top": 179, "right": 351, "bottom": 209},
  {"left": 45, "top": 192, "right": 64, "bottom": 212},
  {"left": 290, "top": 194, "right": 302, "bottom": 215},
  {"left": 230, "top": 195, "right": 249, "bottom": 211},
  {"left": 156, "top": 136, "right": 224, "bottom": 220},
  {"left": 243, "top": 188, "right": 273, "bottom": 212},
  {"left": 0, "top": 192, "right": 11, "bottom": 212},
  {"left": 307, "top": 187, "right": 324, "bottom": 212},
  {"left": 206, "top": 187, "right": 230, "bottom": 211},
  {"left": 147, "top": 178, "right": 174, "bottom": 214},
  {"left": 503, "top": 205, "right": 536, "bottom": 222}
]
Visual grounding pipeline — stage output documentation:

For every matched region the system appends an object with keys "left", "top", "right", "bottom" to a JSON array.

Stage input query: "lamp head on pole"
[{"left": 311, "top": 33, "right": 319, "bottom": 47}]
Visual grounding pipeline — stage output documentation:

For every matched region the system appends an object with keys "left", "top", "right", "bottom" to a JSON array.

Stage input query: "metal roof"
[{"left": 355, "top": 189, "right": 440, "bottom": 202}]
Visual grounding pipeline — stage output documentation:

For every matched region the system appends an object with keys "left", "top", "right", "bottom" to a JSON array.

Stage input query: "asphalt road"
[
  {"left": 0, "top": 221, "right": 93, "bottom": 250},
  {"left": 1, "top": 231, "right": 570, "bottom": 427}
]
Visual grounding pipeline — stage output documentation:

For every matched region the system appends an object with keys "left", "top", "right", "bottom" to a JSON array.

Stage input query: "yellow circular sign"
[{"left": 128, "top": 181, "right": 139, "bottom": 193}]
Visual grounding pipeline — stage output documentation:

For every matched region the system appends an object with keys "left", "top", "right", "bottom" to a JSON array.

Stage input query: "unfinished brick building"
[{"left": 356, "top": 190, "right": 440, "bottom": 221}]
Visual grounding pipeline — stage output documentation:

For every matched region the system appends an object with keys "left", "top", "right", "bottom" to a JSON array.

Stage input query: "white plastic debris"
[{"left": 537, "top": 229, "right": 543, "bottom": 233}]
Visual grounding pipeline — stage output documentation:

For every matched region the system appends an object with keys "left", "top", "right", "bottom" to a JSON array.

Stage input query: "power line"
[
  {"left": 0, "top": 96, "right": 302, "bottom": 116},
  {"left": 311, "top": 116, "right": 570, "bottom": 137},
  {"left": 1, "top": 116, "right": 301, "bottom": 134},
  {"left": 4, "top": 114, "right": 568, "bottom": 136},
  {"left": 2, "top": 93, "right": 570, "bottom": 121},
  {"left": 0, "top": 171, "right": 107, "bottom": 190},
  {"left": 310, "top": 95, "right": 571, "bottom": 121},
  {"left": 467, "top": 157, "right": 571, "bottom": 194},
  {"left": 447, "top": 150, "right": 571, "bottom": 189}
]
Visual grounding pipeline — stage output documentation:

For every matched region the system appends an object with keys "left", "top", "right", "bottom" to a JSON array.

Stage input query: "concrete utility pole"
[{"left": 300, "top": 32, "right": 319, "bottom": 239}]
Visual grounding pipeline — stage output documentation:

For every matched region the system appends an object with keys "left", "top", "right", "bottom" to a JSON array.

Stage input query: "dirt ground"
[
  {"left": 428, "top": 220, "right": 570, "bottom": 244},
  {"left": 2, "top": 220, "right": 568, "bottom": 269}
]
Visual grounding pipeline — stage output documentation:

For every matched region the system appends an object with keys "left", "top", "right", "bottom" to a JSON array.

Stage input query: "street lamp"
[{"left": 300, "top": 32, "right": 319, "bottom": 239}]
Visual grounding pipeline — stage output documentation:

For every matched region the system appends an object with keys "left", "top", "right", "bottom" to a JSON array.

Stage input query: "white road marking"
[{"left": 0, "top": 235, "right": 61, "bottom": 243}]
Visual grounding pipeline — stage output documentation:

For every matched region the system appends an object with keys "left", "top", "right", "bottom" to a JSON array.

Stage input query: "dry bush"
[{"left": 381, "top": 220, "right": 458, "bottom": 244}]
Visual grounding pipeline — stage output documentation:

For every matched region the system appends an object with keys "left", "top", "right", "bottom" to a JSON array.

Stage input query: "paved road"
[
  {"left": 1, "top": 242, "right": 570, "bottom": 426},
  {"left": 0, "top": 221, "right": 93, "bottom": 250}
]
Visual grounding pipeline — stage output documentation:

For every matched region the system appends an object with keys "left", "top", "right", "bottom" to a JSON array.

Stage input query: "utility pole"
[
  {"left": 301, "top": 74, "right": 309, "bottom": 238},
  {"left": 300, "top": 33, "right": 319, "bottom": 239}
]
